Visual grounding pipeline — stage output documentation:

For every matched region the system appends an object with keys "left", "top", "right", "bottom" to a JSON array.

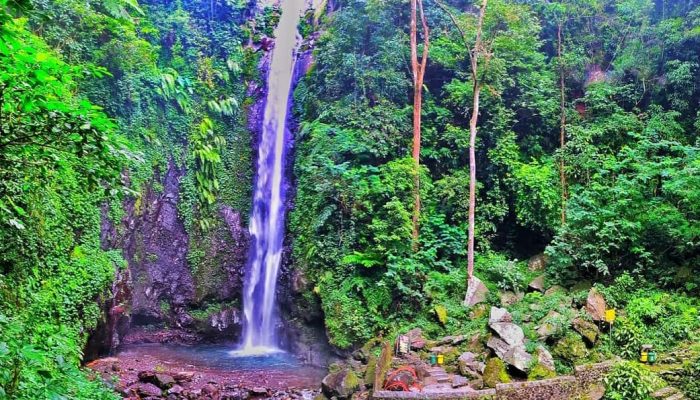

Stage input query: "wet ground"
[{"left": 86, "top": 344, "right": 327, "bottom": 398}]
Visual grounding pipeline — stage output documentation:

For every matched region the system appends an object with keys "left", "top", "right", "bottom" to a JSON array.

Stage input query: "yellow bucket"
[
  {"left": 640, "top": 351, "right": 648, "bottom": 363},
  {"left": 437, "top": 354, "right": 444, "bottom": 365}
]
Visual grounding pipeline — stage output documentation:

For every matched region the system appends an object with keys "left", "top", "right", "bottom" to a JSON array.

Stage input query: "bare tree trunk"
[
  {"left": 466, "top": 0, "right": 487, "bottom": 299},
  {"left": 411, "top": 0, "right": 429, "bottom": 250},
  {"left": 558, "top": 22, "right": 567, "bottom": 225}
]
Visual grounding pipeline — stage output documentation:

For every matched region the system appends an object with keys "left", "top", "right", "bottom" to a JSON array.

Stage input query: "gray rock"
[
  {"left": 168, "top": 384, "right": 184, "bottom": 395},
  {"left": 500, "top": 291, "right": 523, "bottom": 307},
  {"left": 528, "top": 275, "right": 546, "bottom": 292},
  {"left": 154, "top": 373, "right": 175, "bottom": 389},
  {"left": 464, "top": 276, "right": 489, "bottom": 306},
  {"left": 436, "top": 335, "right": 467, "bottom": 346},
  {"left": 458, "top": 352, "right": 485, "bottom": 379},
  {"left": 535, "top": 346, "right": 555, "bottom": 372},
  {"left": 470, "top": 378, "right": 484, "bottom": 390},
  {"left": 503, "top": 346, "right": 532, "bottom": 373},
  {"left": 490, "top": 322, "right": 525, "bottom": 347},
  {"left": 536, "top": 310, "right": 562, "bottom": 341},
  {"left": 250, "top": 387, "right": 268, "bottom": 395},
  {"left": 452, "top": 375, "right": 470, "bottom": 388},
  {"left": 489, "top": 307, "right": 513, "bottom": 324},
  {"left": 486, "top": 336, "right": 511, "bottom": 360}
]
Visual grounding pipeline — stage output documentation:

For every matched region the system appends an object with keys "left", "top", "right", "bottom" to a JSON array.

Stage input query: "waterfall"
[{"left": 237, "top": 0, "right": 307, "bottom": 355}]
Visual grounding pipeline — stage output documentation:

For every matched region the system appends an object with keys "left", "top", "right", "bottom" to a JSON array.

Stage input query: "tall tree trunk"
[
  {"left": 411, "top": 0, "right": 429, "bottom": 250},
  {"left": 558, "top": 21, "right": 567, "bottom": 225},
  {"left": 466, "top": 0, "right": 487, "bottom": 298}
]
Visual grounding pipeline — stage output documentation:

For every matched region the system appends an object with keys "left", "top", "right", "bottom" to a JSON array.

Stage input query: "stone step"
[
  {"left": 666, "top": 394, "right": 685, "bottom": 400},
  {"left": 427, "top": 367, "right": 447, "bottom": 375},
  {"left": 653, "top": 387, "right": 678, "bottom": 398},
  {"left": 435, "top": 375, "right": 450, "bottom": 383},
  {"left": 652, "top": 387, "right": 681, "bottom": 399}
]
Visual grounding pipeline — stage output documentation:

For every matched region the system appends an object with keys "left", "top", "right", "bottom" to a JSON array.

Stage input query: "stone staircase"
[
  {"left": 425, "top": 366, "right": 451, "bottom": 384},
  {"left": 652, "top": 386, "right": 686, "bottom": 400}
]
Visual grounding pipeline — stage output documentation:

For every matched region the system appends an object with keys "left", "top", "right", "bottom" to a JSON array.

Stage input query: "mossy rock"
[
  {"left": 553, "top": 333, "right": 589, "bottom": 362},
  {"left": 364, "top": 356, "right": 377, "bottom": 387},
  {"left": 434, "top": 304, "right": 448, "bottom": 326},
  {"left": 483, "top": 358, "right": 511, "bottom": 388},
  {"left": 321, "top": 369, "right": 363, "bottom": 399},
  {"left": 528, "top": 362, "right": 557, "bottom": 380}
]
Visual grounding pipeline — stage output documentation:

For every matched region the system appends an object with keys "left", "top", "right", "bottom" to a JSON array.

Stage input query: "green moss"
[
  {"left": 528, "top": 363, "right": 556, "bottom": 380},
  {"left": 434, "top": 304, "right": 448, "bottom": 326},
  {"left": 483, "top": 358, "right": 511, "bottom": 388},
  {"left": 553, "top": 333, "right": 589, "bottom": 362}
]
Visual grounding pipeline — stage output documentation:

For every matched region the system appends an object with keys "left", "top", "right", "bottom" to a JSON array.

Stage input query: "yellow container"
[
  {"left": 640, "top": 351, "right": 648, "bottom": 363},
  {"left": 437, "top": 354, "right": 444, "bottom": 365},
  {"left": 605, "top": 309, "right": 616, "bottom": 323}
]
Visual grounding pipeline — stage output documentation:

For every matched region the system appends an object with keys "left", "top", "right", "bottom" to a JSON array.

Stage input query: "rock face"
[
  {"left": 585, "top": 288, "right": 607, "bottom": 322},
  {"left": 464, "top": 276, "right": 489, "bottom": 306},
  {"left": 87, "top": 162, "right": 250, "bottom": 358},
  {"left": 487, "top": 307, "right": 532, "bottom": 372},
  {"left": 125, "top": 163, "right": 195, "bottom": 326},
  {"left": 321, "top": 369, "right": 363, "bottom": 399}
]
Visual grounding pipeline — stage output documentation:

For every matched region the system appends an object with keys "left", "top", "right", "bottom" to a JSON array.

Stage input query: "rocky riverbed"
[{"left": 86, "top": 344, "right": 326, "bottom": 399}]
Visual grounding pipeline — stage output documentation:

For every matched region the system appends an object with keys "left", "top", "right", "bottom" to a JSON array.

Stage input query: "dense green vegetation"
[
  {"left": 0, "top": 0, "right": 699, "bottom": 397},
  {"left": 0, "top": 0, "right": 260, "bottom": 397},
  {"left": 290, "top": 0, "right": 699, "bottom": 350}
]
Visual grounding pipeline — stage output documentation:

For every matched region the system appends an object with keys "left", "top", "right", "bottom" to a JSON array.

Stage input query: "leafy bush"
[
  {"left": 603, "top": 361, "right": 660, "bottom": 400},
  {"left": 678, "top": 357, "right": 700, "bottom": 400}
]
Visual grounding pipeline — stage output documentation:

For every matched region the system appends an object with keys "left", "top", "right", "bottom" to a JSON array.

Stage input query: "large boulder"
[
  {"left": 490, "top": 322, "right": 525, "bottom": 347},
  {"left": 487, "top": 307, "right": 531, "bottom": 372},
  {"left": 464, "top": 276, "right": 489, "bottom": 306},
  {"left": 489, "top": 307, "right": 524, "bottom": 347},
  {"left": 585, "top": 288, "right": 607, "bottom": 322},
  {"left": 321, "top": 369, "right": 363, "bottom": 399},
  {"left": 502, "top": 346, "right": 533, "bottom": 373},
  {"left": 553, "top": 334, "right": 589, "bottom": 362},
  {"left": 573, "top": 317, "right": 600, "bottom": 345},
  {"left": 528, "top": 275, "right": 546, "bottom": 292},
  {"left": 489, "top": 307, "right": 513, "bottom": 324}
]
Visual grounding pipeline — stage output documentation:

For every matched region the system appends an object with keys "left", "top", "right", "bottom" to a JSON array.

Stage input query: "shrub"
[
  {"left": 678, "top": 357, "right": 700, "bottom": 400},
  {"left": 603, "top": 361, "right": 660, "bottom": 400}
]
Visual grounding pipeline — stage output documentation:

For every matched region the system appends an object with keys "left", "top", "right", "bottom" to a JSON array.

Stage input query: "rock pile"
[{"left": 486, "top": 307, "right": 532, "bottom": 373}]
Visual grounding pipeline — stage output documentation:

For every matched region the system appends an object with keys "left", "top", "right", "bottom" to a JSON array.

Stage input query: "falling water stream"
[{"left": 236, "top": 0, "right": 307, "bottom": 355}]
